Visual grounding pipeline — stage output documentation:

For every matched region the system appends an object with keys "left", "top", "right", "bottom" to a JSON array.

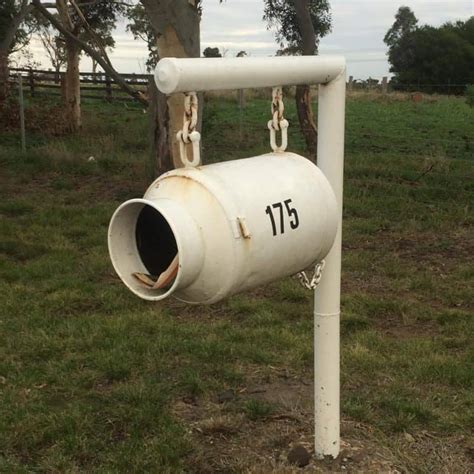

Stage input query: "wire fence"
[{"left": 348, "top": 76, "right": 470, "bottom": 95}]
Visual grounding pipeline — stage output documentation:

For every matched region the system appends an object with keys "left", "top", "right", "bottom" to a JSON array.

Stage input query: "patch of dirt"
[
  {"left": 171, "top": 371, "right": 473, "bottom": 472},
  {"left": 375, "top": 318, "right": 440, "bottom": 340},
  {"left": 171, "top": 371, "right": 397, "bottom": 473}
]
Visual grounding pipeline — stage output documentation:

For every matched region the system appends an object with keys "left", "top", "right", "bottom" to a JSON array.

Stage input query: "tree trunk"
[
  {"left": 54, "top": 0, "right": 80, "bottom": 131},
  {"left": 292, "top": 0, "right": 318, "bottom": 161},
  {"left": 141, "top": 0, "right": 201, "bottom": 176},
  {"left": 64, "top": 39, "right": 81, "bottom": 131},
  {"left": 0, "top": 49, "right": 9, "bottom": 103},
  {"left": 295, "top": 84, "right": 317, "bottom": 158},
  {"left": 0, "top": 0, "right": 32, "bottom": 104},
  {"left": 148, "top": 78, "right": 172, "bottom": 177}
]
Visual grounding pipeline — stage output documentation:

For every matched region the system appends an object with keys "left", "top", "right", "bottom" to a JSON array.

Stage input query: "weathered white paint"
[
  {"left": 155, "top": 56, "right": 345, "bottom": 93},
  {"left": 108, "top": 152, "right": 338, "bottom": 304},
  {"left": 314, "top": 68, "right": 346, "bottom": 459}
]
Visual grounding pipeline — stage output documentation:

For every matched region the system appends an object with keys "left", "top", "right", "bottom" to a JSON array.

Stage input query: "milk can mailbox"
[{"left": 108, "top": 152, "right": 338, "bottom": 304}]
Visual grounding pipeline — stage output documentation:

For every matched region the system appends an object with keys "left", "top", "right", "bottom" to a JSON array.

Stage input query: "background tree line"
[
  {"left": 385, "top": 6, "right": 473, "bottom": 94},
  {"left": 2, "top": 2, "right": 471, "bottom": 175}
]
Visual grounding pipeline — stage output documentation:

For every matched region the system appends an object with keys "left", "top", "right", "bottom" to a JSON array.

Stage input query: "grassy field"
[{"left": 0, "top": 91, "right": 473, "bottom": 472}]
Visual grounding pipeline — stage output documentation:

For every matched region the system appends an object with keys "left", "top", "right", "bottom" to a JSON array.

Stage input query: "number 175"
[{"left": 265, "top": 199, "right": 299, "bottom": 236}]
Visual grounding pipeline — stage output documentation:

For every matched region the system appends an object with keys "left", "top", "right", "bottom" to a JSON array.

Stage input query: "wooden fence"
[{"left": 9, "top": 67, "right": 151, "bottom": 102}]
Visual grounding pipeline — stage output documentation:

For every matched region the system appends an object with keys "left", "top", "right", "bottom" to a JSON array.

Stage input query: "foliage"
[
  {"left": 0, "top": 95, "right": 67, "bottom": 134},
  {"left": 0, "top": 0, "right": 32, "bottom": 53},
  {"left": 203, "top": 46, "right": 222, "bottom": 57},
  {"left": 69, "top": 0, "right": 122, "bottom": 54},
  {"left": 11, "top": 46, "right": 41, "bottom": 69},
  {"left": 70, "top": 0, "right": 123, "bottom": 38},
  {"left": 263, "top": 0, "right": 331, "bottom": 53},
  {"left": 383, "top": 6, "right": 418, "bottom": 49},
  {"left": 126, "top": 3, "right": 157, "bottom": 72},
  {"left": 385, "top": 12, "right": 474, "bottom": 93}
]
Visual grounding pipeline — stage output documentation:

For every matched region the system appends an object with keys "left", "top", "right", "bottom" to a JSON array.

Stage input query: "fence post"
[
  {"left": 105, "top": 74, "right": 112, "bottom": 101},
  {"left": 28, "top": 68, "right": 34, "bottom": 97},
  {"left": 60, "top": 72, "right": 67, "bottom": 101},
  {"left": 347, "top": 76, "right": 353, "bottom": 92},
  {"left": 382, "top": 76, "right": 388, "bottom": 94},
  {"left": 18, "top": 74, "right": 26, "bottom": 153},
  {"left": 237, "top": 89, "right": 245, "bottom": 109}
]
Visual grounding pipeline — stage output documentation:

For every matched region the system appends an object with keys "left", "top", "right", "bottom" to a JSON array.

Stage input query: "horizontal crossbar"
[{"left": 155, "top": 56, "right": 346, "bottom": 94}]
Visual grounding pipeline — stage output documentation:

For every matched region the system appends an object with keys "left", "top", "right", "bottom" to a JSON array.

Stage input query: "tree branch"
[
  {"left": 33, "top": 0, "right": 148, "bottom": 106},
  {"left": 0, "top": 0, "right": 34, "bottom": 51},
  {"left": 69, "top": 0, "right": 112, "bottom": 67}
]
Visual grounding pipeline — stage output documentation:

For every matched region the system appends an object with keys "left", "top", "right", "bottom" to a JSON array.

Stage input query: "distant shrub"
[
  {"left": 466, "top": 85, "right": 474, "bottom": 107},
  {"left": 0, "top": 95, "right": 68, "bottom": 135}
]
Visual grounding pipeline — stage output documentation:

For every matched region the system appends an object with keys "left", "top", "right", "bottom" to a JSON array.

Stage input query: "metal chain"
[
  {"left": 176, "top": 92, "right": 201, "bottom": 167},
  {"left": 296, "top": 260, "right": 326, "bottom": 290},
  {"left": 268, "top": 86, "right": 289, "bottom": 152},
  {"left": 271, "top": 86, "right": 284, "bottom": 130}
]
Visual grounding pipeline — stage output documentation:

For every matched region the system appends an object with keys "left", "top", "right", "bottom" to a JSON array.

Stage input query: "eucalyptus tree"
[
  {"left": 36, "top": 1, "right": 125, "bottom": 130},
  {"left": 383, "top": 6, "right": 418, "bottom": 51},
  {"left": 126, "top": 2, "right": 157, "bottom": 72},
  {"left": 0, "top": 0, "right": 35, "bottom": 101},
  {"left": 137, "top": 0, "right": 202, "bottom": 175},
  {"left": 385, "top": 12, "right": 473, "bottom": 93}
]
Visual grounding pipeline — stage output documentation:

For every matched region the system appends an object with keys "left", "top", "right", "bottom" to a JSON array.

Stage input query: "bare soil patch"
[{"left": 172, "top": 370, "right": 473, "bottom": 472}]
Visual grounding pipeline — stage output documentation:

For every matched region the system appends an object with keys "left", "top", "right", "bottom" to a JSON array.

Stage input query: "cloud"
[{"left": 21, "top": 0, "right": 473, "bottom": 78}]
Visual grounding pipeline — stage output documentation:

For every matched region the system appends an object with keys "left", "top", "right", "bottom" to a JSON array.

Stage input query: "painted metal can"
[{"left": 108, "top": 152, "right": 338, "bottom": 304}]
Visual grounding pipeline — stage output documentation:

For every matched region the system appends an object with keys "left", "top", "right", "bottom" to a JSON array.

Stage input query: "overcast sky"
[{"left": 23, "top": 0, "right": 473, "bottom": 79}]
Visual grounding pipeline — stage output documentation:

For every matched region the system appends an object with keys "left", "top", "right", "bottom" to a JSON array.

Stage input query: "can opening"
[
  {"left": 108, "top": 199, "right": 181, "bottom": 300},
  {"left": 136, "top": 205, "right": 177, "bottom": 277}
]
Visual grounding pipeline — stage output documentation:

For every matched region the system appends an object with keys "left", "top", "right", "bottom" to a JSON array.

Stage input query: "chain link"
[
  {"left": 296, "top": 260, "right": 326, "bottom": 290},
  {"left": 271, "top": 87, "right": 284, "bottom": 130},
  {"left": 268, "top": 86, "right": 289, "bottom": 152},
  {"left": 176, "top": 92, "right": 201, "bottom": 167}
]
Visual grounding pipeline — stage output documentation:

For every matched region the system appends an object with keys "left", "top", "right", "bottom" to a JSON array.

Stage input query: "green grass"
[{"left": 0, "top": 92, "right": 473, "bottom": 472}]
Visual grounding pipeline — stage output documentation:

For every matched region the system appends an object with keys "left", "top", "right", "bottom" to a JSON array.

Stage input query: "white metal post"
[
  {"left": 314, "top": 69, "right": 346, "bottom": 459},
  {"left": 154, "top": 55, "right": 346, "bottom": 460}
]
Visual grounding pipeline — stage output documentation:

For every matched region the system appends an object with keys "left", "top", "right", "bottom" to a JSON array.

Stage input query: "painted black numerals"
[{"left": 265, "top": 199, "right": 299, "bottom": 236}]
